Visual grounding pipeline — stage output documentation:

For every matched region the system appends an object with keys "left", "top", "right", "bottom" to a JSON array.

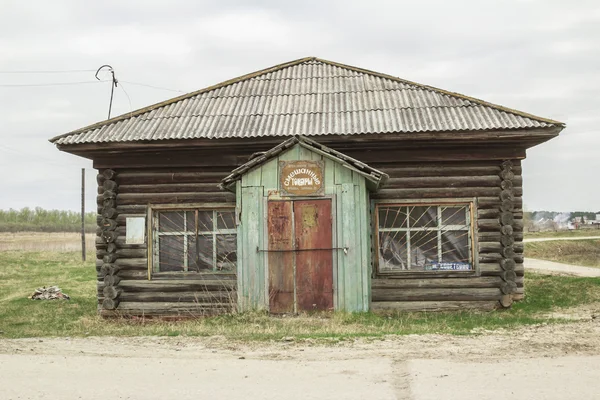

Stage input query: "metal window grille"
[
  {"left": 153, "top": 209, "right": 236, "bottom": 273},
  {"left": 376, "top": 204, "right": 473, "bottom": 272}
]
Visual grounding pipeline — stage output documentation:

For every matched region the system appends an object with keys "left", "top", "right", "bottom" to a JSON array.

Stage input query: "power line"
[
  {"left": 0, "top": 80, "right": 104, "bottom": 87},
  {"left": 120, "top": 80, "right": 186, "bottom": 93},
  {"left": 0, "top": 69, "right": 97, "bottom": 74}
]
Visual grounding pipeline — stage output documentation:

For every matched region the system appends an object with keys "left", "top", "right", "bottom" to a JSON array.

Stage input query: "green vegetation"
[
  {"left": 0, "top": 208, "right": 96, "bottom": 233},
  {"left": 2, "top": 251, "right": 600, "bottom": 340},
  {"left": 524, "top": 230, "right": 600, "bottom": 239},
  {"left": 525, "top": 240, "right": 600, "bottom": 268}
]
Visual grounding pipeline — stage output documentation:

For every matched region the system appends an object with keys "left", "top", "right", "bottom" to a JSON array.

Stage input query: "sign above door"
[{"left": 279, "top": 160, "right": 324, "bottom": 196}]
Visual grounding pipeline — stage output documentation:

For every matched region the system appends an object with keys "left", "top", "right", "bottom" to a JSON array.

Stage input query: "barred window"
[
  {"left": 153, "top": 208, "right": 236, "bottom": 273},
  {"left": 376, "top": 204, "right": 473, "bottom": 273}
]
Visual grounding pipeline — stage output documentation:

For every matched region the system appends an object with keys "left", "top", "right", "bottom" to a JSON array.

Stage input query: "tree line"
[{"left": 0, "top": 208, "right": 96, "bottom": 233}]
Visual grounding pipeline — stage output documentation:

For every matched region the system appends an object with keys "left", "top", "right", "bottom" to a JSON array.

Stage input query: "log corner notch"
[
  {"left": 98, "top": 168, "right": 121, "bottom": 311},
  {"left": 498, "top": 160, "right": 518, "bottom": 307}
]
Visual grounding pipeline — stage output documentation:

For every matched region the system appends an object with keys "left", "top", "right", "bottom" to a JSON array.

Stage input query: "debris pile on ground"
[{"left": 30, "top": 286, "right": 70, "bottom": 300}]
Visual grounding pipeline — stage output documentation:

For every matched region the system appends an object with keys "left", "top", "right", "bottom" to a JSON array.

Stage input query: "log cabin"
[{"left": 50, "top": 57, "right": 564, "bottom": 316}]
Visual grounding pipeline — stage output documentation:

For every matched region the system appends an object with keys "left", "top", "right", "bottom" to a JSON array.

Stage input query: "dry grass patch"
[
  {"left": 2, "top": 251, "right": 600, "bottom": 340},
  {"left": 525, "top": 240, "right": 600, "bottom": 268}
]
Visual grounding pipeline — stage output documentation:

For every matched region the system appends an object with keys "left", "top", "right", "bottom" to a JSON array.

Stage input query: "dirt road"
[
  {"left": 525, "top": 257, "right": 600, "bottom": 277},
  {"left": 2, "top": 319, "right": 600, "bottom": 399},
  {"left": 523, "top": 236, "right": 600, "bottom": 243}
]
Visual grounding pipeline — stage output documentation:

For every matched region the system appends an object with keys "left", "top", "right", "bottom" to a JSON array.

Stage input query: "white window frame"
[{"left": 373, "top": 199, "right": 478, "bottom": 276}]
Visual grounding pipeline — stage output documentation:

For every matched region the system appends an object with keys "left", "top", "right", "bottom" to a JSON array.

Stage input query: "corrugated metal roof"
[{"left": 50, "top": 57, "right": 564, "bottom": 145}]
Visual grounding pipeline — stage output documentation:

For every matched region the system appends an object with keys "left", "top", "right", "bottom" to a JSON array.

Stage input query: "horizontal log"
[
  {"left": 480, "top": 262, "right": 524, "bottom": 276},
  {"left": 373, "top": 187, "right": 522, "bottom": 200},
  {"left": 151, "top": 272, "right": 236, "bottom": 280},
  {"left": 479, "top": 242, "right": 524, "bottom": 253},
  {"left": 97, "top": 213, "right": 145, "bottom": 225},
  {"left": 119, "top": 291, "right": 236, "bottom": 303},
  {"left": 112, "top": 279, "right": 236, "bottom": 292},
  {"left": 100, "top": 302, "right": 233, "bottom": 317},
  {"left": 378, "top": 165, "right": 521, "bottom": 178},
  {"left": 372, "top": 288, "right": 502, "bottom": 302},
  {"left": 96, "top": 236, "right": 146, "bottom": 249},
  {"left": 102, "top": 298, "right": 119, "bottom": 310},
  {"left": 478, "top": 231, "right": 523, "bottom": 241},
  {"left": 371, "top": 300, "right": 499, "bottom": 312},
  {"left": 103, "top": 180, "right": 118, "bottom": 192},
  {"left": 95, "top": 258, "right": 147, "bottom": 270},
  {"left": 116, "top": 171, "right": 230, "bottom": 185},
  {"left": 112, "top": 192, "right": 235, "bottom": 206},
  {"left": 97, "top": 248, "right": 147, "bottom": 259},
  {"left": 478, "top": 197, "right": 523, "bottom": 209},
  {"left": 99, "top": 270, "right": 147, "bottom": 280},
  {"left": 371, "top": 276, "right": 502, "bottom": 289},
  {"left": 119, "top": 183, "right": 220, "bottom": 194},
  {"left": 102, "top": 169, "right": 117, "bottom": 180},
  {"left": 478, "top": 219, "right": 500, "bottom": 231}
]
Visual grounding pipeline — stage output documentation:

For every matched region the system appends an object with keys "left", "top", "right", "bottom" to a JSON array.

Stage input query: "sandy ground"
[
  {"left": 525, "top": 257, "right": 600, "bottom": 277},
  {"left": 2, "top": 319, "right": 600, "bottom": 399}
]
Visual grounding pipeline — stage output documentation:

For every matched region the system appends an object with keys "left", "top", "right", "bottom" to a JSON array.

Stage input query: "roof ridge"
[{"left": 311, "top": 57, "right": 564, "bottom": 127}]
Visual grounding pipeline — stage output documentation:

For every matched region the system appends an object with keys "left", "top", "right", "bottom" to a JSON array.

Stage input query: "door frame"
[{"left": 263, "top": 195, "right": 338, "bottom": 312}]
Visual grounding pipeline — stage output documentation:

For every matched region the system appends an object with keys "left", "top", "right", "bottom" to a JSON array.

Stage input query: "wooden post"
[{"left": 81, "top": 168, "right": 86, "bottom": 262}]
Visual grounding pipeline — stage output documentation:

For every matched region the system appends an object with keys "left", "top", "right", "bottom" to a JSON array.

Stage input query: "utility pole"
[{"left": 81, "top": 168, "right": 86, "bottom": 262}]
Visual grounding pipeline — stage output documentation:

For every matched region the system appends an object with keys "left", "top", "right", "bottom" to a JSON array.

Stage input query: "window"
[
  {"left": 376, "top": 203, "right": 473, "bottom": 273},
  {"left": 152, "top": 208, "right": 236, "bottom": 273}
]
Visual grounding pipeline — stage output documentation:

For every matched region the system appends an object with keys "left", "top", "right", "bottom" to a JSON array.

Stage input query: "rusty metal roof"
[
  {"left": 50, "top": 57, "right": 564, "bottom": 145},
  {"left": 220, "top": 135, "right": 388, "bottom": 191}
]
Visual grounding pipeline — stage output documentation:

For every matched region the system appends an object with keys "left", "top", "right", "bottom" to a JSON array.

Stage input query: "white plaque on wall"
[{"left": 125, "top": 217, "right": 146, "bottom": 244}]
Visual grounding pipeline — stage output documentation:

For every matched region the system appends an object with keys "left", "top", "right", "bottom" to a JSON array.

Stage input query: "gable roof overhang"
[
  {"left": 219, "top": 135, "right": 389, "bottom": 192},
  {"left": 49, "top": 56, "right": 565, "bottom": 152}
]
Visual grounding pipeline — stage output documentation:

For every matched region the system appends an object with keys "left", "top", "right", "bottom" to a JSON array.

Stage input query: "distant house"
[{"left": 49, "top": 57, "right": 565, "bottom": 316}]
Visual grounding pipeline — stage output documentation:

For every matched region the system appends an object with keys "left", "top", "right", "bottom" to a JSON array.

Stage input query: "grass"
[
  {"left": 1, "top": 251, "right": 600, "bottom": 340},
  {"left": 524, "top": 230, "right": 600, "bottom": 239},
  {"left": 525, "top": 240, "right": 600, "bottom": 268}
]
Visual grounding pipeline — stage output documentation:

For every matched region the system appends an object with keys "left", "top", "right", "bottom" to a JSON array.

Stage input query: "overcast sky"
[{"left": 0, "top": 0, "right": 598, "bottom": 212}]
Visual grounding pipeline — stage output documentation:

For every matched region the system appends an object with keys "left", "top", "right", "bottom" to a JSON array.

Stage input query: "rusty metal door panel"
[
  {"left": 267, "top": 201, "right": 294, "bottom": 313},
  {"left": 294, "top": 199, "right": 334, "bottom": 311}
]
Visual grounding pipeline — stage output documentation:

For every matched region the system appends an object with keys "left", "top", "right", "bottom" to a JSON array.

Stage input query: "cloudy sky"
[{"left": 0, "top": 0, "right": 598, "bottom": 212}]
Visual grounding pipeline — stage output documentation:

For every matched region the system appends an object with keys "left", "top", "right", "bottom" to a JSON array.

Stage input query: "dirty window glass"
[
  {"left": 154, "top": 209, "right": 236, "bottom": 273},
  {"left": 377, "top": 204, "right": 472, "bottom": 272}
]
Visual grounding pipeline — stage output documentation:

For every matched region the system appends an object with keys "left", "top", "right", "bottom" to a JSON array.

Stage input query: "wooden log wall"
[
  {"left": 89, "top": 143, "right": 528, "bottom": 315},
  {"left": 370, "top": 159, "right": 525, "bottom": 312},
  {"left": 94, "top": 167, "right": 237, "bottom": 318}
]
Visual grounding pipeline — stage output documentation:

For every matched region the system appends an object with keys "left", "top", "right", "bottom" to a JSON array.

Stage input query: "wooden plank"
[
  {"left": 294, "top": 199, "right": 334, "bottom": 311},
  {"left": 267, "top": 200, "right": 295, "bottom": 313},
  {"left": 335, "top": 163, "right": 353, "bottom": 184},
  {"left": 236, "top": 180, "right": 244, "bottom": 311},
  {"left": 358, "top": 181, "right": 370, "bottom": 312},
  {"left": 371, "top": 300, "right": 499, "bottom": 312},
  {"left": 334, "top": 184, "right": 345, "bottom": 310},
  {"left": 341, "top": 183, "right": 360, "bottom": 311},
  {"left": 239, "top": 186, "right": 264, "bottom": 309},
  {"left": 372, "top": 187, "right": 522, "bottom": 200},
  {"left": 261, "top": 158, "right": 279, "bottom": 195},
  {"left": 372, "top": 287, "right": 503, "bottom": 302},
  {"left": 241, "top": 165, "right": 262, "bottom": 187}
]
